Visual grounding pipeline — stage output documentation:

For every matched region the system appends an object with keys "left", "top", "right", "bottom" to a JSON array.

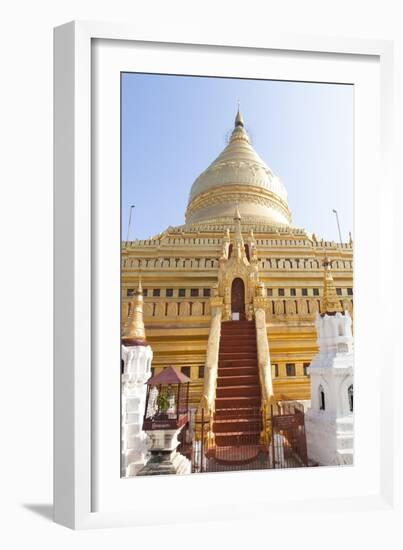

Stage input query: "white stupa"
[{"left": 305, "top": 257, "right": 354, "bottom": 466}]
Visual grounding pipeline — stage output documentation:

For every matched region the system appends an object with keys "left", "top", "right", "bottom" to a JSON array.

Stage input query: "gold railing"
[
  {"left": 196, "top": 297, "right": 223, "bottom": 450},
  {"left": 254, "top": 306, "right": 275, "bottom": 445}
]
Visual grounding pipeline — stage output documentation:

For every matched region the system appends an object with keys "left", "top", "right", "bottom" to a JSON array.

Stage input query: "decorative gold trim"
[{"left": 186, "top": 184, "right": 291, "bottom": 225}]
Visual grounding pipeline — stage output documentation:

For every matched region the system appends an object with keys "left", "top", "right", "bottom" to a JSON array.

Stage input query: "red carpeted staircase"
[{"left": 212, "top": 320, "right": 263, "bottom": 465}]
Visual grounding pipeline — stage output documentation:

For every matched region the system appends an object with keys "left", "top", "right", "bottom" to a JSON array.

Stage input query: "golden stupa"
[{"left": 121, "top": 109, "right": 353, "bottom": 407}]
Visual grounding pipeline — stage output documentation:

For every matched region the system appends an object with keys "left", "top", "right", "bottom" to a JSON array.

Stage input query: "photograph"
[
  {"left": 2, "top": 0, "right": 395, "bottom": 540},
  {"left": 120, "top": 72, "right": 354, "bottom": 477}
]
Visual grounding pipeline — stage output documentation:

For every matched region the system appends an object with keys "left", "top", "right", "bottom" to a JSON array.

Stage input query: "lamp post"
[
  {"left": 126, "top": 204, "right": 135, "bottom": 242},
  {"left": 332, "top": 209, "right": 343, "bottom": 245}
]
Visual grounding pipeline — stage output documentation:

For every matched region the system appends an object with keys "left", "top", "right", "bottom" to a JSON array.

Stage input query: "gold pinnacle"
[
  {"left": 321, "top": 256, "right": 343, "bottom": 314},
  {"left": 122, "top": 276, "right": 147, "bottom": 344}
]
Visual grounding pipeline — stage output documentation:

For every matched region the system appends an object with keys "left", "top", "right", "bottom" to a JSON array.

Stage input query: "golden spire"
[
  {"left": 235, "top": 104, "right": 244, "bottom": 128},
  {"left": 122, "top": 276, "right": 147, "bottom": 345},
  {"left": 232, "top": 205, "right": 246, "bottom": 259},
  {"left": 321, "top": 256, "right": 343, "bottom": 315},
  {"left": 234, "top": 204, "right": 242, "bottom": 221},
  {"left": 229, "top": 106, "right": 250, "bottom": 144}
]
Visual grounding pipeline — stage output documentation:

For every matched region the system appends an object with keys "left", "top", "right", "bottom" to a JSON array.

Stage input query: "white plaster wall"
[
  {"left": 121, "top": 345, "right": 153, "bottom": 476},
  {"left": 306, "top": 411, "right": 354, "bottom": 466}
]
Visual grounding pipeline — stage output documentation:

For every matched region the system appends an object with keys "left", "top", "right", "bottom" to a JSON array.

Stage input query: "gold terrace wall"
[{"left": 121, "top": 225, "right": 353, "bottom": 407}]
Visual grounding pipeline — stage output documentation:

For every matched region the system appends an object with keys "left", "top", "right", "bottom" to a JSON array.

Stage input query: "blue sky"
[{"left": 121, "top": 73, "right": 353, "bottom": 242}]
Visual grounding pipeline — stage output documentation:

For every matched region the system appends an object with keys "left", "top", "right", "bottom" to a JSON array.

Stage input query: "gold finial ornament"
[
  {"left": 234, "top": 204, "right": 242, "bottom": 221},
  {"left": 321, "top": 256, "right": 343, "bottom": 315},
  {"left": 235, "top": 105, "right": 244, "bottom": 127},
  {"left": 122, "top": 277, "right": 147, "bottom": 345},
  {"left": 232, "top": 205, "right": 247, "bottom": 261}
]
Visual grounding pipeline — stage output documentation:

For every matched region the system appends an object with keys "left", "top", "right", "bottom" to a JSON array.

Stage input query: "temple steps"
[
  {"left": 218, "top": 366, "right": 258, "bottom": 377},
  {"left": 221, "top": 320, "right": 255, "bottom": 327},
  {"left": 219, "top": 351, "right": 257, "bottom": 360},
  {"left": 214, "top": 407, "right": 260, "bottom": 419},
  {"left": 215, "top": 432, "right": 261, "bottom": 446},
  {"left": 219, "top": 358, "right": 259, "bottom": 368},
  {"left": 217, "top": 374, "right": 259, "bottom": 386},
  {"left": 213, "top": 418, "right": 261, "bottom": 433},
  {"left": 216, "top": 384, "right": 261, "bottom": 398},
  {"left": 212, "top": 319, "right": 263, "bottom": 463},
  {"left": 220, "top": 333, "right": 256, "bottom": 339},
  {"left": 221, "top": 321, "right": 255, "bottom": 328},
  {"left": 215, "top": 395, "right": 261, "bottom": 409},
  {"left": 220, "top": 331, "right": 256, "bottom": 339},
  {"left": 213, "top": 445, "right": 262, "bottom": 465},
  {"left": 219, "top": 343, "right": 257, "bottom": 352},
  {"left": 219, "top": 334, "right": 256, "bottom": 342}
]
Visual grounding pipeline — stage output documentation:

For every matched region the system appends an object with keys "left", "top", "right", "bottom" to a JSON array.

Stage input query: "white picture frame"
[{"left": 54, "top": 20, "right": 396, "bottom": 530}]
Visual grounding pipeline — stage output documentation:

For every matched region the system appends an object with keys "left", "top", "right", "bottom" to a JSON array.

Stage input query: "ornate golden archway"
[
  {"left": 231, "top": 277, "right": 246, "bottom": 319},
  {"left": 217, "top": 208, "right": 260, "bottom": 321}
]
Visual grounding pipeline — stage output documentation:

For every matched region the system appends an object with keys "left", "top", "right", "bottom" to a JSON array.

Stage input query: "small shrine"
[{"left": 138, "top": 366, "right": 192, "bottom": 475}]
